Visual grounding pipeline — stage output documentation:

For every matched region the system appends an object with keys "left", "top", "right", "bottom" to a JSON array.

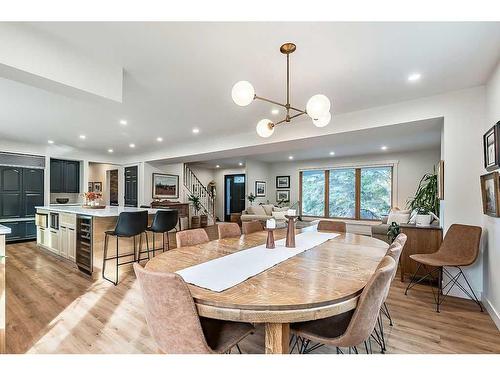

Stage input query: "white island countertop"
[
  {"left": 0, "top": 224, "right": 12, "bottom": 235},
  {"left": 35, "top": 205, "right": 160, "bottom": 217}
]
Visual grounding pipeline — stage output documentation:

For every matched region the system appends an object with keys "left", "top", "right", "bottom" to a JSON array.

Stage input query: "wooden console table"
[
  {"left": 399, "top": 224, "right": 443, "bottom": 282},
  {"left": 150, "top": 201, "right": 189, "bottom": 229}
]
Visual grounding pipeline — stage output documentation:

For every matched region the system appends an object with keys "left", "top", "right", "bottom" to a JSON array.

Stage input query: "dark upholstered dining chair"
[
  {"left": 217, "top": 222, "right": 241, "bottom": 239},
  {"left": 134, "top": 263, "right": 254, "bottom": 353},
  {"left": 290, "top": 256, "right": 396, "bottom": 354},
  {"left": 242, "top": 220, "right": 263, "bottom": 235},
  {"left": 317, "top": 220, "right": 346, "bottom": 233},
  {"left": 175, "top": 228, "right": 209, "bottom": 248},
  {"left": 404, "top": 224, "right": 483, "bottom": 313}
]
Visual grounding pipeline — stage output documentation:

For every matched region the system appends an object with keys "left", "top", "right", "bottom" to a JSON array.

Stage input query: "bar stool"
[
  {"left": 144, "top": 209, "right": 179, "bottom": 257},
  {"left": 102, "top": 211, "right": 149, "bottom": 285}
]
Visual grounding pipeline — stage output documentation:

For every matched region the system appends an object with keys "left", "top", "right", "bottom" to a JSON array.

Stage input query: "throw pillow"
[
  {"left": 273, "top": 206, "right": 289, "bottom": 212},
  {"left": 247, "top": 205, "right": 266, "bottom": 216},
  {"left": 387, "top": 211, "right": 410, "bottom": 225},
  {"left": 272, "top": 211, "right": 287, "bottom": 221},
  {"left": 262, "top": 204, "right": 274, "bottom": 216}
]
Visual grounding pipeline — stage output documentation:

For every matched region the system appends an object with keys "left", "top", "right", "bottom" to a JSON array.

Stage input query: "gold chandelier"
[{"left": 231, "top": 42, "right": 332, "bottom": 138}]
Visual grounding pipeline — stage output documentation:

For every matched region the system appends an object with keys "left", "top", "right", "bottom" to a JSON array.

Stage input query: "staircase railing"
[{"left": 183, "top": 164, "right": 216, "bottom": 222}]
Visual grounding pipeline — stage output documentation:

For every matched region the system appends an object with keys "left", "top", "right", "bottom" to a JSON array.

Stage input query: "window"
[
  {"left": 360, "top": 167, "right": 392, "bottom": 219},
  {"left": 301, "top": 170, "right": 325, "bottom": 216},
  {"left": 329, "top": 169, "right": 356, "bottom": 218},
  {"left": 300, "top": 165, "right": 392, "bottom": 220}
]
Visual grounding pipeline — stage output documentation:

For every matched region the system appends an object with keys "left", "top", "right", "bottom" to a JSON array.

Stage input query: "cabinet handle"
[{"left": 69, "top": 228, "right": 75, "bottom": 231}]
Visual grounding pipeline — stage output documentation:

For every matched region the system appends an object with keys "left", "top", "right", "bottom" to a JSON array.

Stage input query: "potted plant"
[
  {"left": 387, "top": 222, "right": 401, "bottom": 243},
  {"left": 200, "top": 209, "right": 208, "bottom": 228},
  {"left": 188, "top": 194, "right": 202, "bottom": 228},
  {"left": 247, "top": 192, "right": 256, "bottom": 206},
  {"left": 407, "top": 171, "right": 439, "bottom": 227}
]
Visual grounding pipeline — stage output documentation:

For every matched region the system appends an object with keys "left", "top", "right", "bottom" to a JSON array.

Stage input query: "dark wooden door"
[
  {"left": 0, "top": 166, "right": 23, "bottom": 218},
  {"left": 50, "top": 159, "right": 64, "bottom": 193},
  {"left": 64, "top": 161, "right": 80, "bottom": 193},
  {"left": 124, "top": 166, "right": 138, "bottom": 207},
  {"left": 109, "top": 169, "right": 119, "bottom": 206},
  {"left": 224, "top": 174, "right": 246, "bottom": 221},
  {"left": 23, "top": 168, "right": 44, "bottom": 217}
]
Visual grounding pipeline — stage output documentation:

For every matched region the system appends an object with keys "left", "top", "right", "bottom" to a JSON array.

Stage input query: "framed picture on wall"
[
  {"left": 93, "top": 182, "right": 102, "bottom": 193},
  {"left": 153, "top": 173, "right": 179, "bottom": 199},
  {"left": 276, "top": 190, "right": 290, "bottom": 202},
  {"left": 436, "top": 160, "right": 444, "bottom": 200},
  {"left": 88, "top": 182, "right": 93, "bottom": 192},
  {"left": 276, "top": 175, "right": 290, "bottom": 189},
  {"left": 480, "top": 172, "right": 500, "bottom": 217},
  {"left": 483, "top": 121, "right": 500, "bottom": 171},
  {"left": 255, "top": 181, "right": 266, "bottom": 197}
]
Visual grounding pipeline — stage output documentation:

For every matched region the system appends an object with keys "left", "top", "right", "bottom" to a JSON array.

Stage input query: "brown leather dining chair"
[
  {"left": 217, "top": 223, "right": 241, "bottom": 239},
  {"left": 134, "top": 263, "right": 254, "bottom": 354},
  {"left": 317, "top": 220, "right": 346, "bottom": 232},
  {"left": 175, "top": 228, "right": 209, "bottom": 248},
  {"left": 242, "top": 220, "right": 263, "bottom": 235},
  {"left": 404, "top": 224, "right": 483, "bottom": 313},
  {"left": 290, "top": 255, "right": 396, "bottom": 354}
]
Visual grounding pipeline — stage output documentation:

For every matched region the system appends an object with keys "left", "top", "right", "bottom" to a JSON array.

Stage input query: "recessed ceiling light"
[
  {"left": 407, "top": 73, "right": 421, "bottom": 82},
  {"left": 79, "top": 135, "right": 86, "bottom": 140},
  {"left": 381, "top": 146, "right": 388, "bottom": 151},
  {"left": 108, "top": 149, "right": 114, "bottom": 153},
  {"left": 271, "top": 108, "right": 279, "bottom": 115},
  {"left": 329, "top": 151, "right": 335, "bottom": 156},
  {"left": 47, "top": 140, "right": 54, "bottom": 144},
  {"left": 238, "top": 162, "right": 243, "bottom": 166},
  {"left": 129, "top": 143, "right": 136, "bottom": 148},
  {"left": 156, "top": 137, "right": 163, "bottom": 142},
  {"left": 120, "top": 120, "right": 127, "bottom": 125},
  {"left": 288, "top": 155, "right": 294, "bottom": 160},
  {"left": 192, "top": 128, "right": 200, "bottom": 134},
  {"left": 216, "top": 165, "right": 220, "bottom": 168}
]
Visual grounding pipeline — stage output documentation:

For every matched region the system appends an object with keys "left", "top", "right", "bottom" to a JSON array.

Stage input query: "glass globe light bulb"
[
  {"left": 256, "top": 119, "right": 275, "bottom": 138},
  {"left": 313, "top": 111, "right": 331, "bottom": 127},
  {"left": 231, "top": 81, "right": 255, "bottom": 106},
  {"left": 306, "top": 94, "right": 331, "bottom": 119}
]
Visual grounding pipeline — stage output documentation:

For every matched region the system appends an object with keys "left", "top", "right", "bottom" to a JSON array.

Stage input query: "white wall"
[
  {"left": 213, "top": 167, "right": 245, "bottom": 221},
  {"left": 267, "top": 147, "right": 441, "bottom": 210},
  {"left": 245, "top": 160, "right": 272, "bottom": 206},
  {"left": 483, "top": 61, "right": 500, "bottom": 328},
  {"left": 142, "top": 162, "right": 184, "bottom": 206}
]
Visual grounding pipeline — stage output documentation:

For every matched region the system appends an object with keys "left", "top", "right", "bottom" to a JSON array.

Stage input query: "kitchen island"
[{"left": 35, "top": 206, "right": 165, "bottom": 277}]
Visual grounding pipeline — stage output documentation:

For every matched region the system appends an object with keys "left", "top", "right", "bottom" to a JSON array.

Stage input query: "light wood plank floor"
[{"left": 5, "top": 232, "right": 500, "bottom": 354}]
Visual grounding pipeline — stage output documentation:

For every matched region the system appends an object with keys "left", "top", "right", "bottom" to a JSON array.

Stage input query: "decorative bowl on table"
[{"left": 55, "top": 198, "right": 69, "bottom": 204}]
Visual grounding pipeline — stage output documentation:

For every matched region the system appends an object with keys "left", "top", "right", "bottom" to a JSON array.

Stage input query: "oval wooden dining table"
[{"left": 145, "top": 226, "right": 389, "bottom": 354}]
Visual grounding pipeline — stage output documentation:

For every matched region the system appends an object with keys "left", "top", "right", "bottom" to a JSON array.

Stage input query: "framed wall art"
[
  {"left": 152, "top": 173, "right": 179, "bottom": 199},
  {"left": 276, "top": 175, "right": 290, "bottom": 189},
  {"left": 255, "top": 181, "right": 266, "bottom": 197},
  {"left": 480, "top": 171, "right": 500, "bottom": 217},
  {"left": 483, "top": 121, "right": 500, "bottom": 171}
]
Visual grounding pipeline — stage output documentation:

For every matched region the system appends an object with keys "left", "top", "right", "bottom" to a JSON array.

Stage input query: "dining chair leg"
[
  {"left": 236, "top": 344, "right": 242, "bottom": 354},
  {"left": 102, "top": 233, "right": 109, "bottom": 281},
  {"left": 145, "top": 231, "right": 150, "bottom": 260},
  {"left": 114, "top": 236, "right": 119, "bottom": 285},
  {"left": 382, "top": 302, "right": 393, "bottom": 326},
  {"left": 152, "top": 231, "right": 155, "bottom": 257}
]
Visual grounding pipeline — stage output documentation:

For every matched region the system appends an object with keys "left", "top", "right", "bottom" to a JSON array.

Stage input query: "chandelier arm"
[
  {"left": 288, "top": 112, "right": 307, "bottom": 121},
  {"left": 254, "top": 95, "right": 287, "bottom": 108},
  {"left": 274, "top": 118, "right": 288, "bottom": 126},
  {"left": 289, "top": 106, "right": 306, "bottom": 114}
]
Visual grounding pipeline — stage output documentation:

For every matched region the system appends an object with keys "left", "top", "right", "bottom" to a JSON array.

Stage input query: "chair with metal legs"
[
  {"left": 290, "top": 256, "right": 396, "bottom": 354},
  {"left": 102, "top": 211, "right": 149, "bottom": 285},
  {"left": 404, "top": 224, "right": 483, "bottom": 313},
  {"left": 143, "top": 209, "right": 178, "bottom": 258}
]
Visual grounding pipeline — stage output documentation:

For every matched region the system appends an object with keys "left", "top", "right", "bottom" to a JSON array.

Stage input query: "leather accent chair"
[
  {"left": 404, "top": 224, "right": 483, "bottom": 312},
  {"left": 290, "top": 256, "right": 396, "bottom": 354},
  {"left": 317, "top": 220, "right": 346, "bottom": 233},
  {"left": 217, "top": 223, "right": 241, "bottom": 239},
  {"left": 175, "top": 228, "right": 209, "bottom": 248},
  {"left": 242, "top": 220, "right": 263, "bottom": 235},
  {"left": 134, "top": 263, "right": 254, "bottom": 353}
]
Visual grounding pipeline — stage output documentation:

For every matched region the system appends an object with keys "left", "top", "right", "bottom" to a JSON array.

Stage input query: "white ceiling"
[
  {"left": 187, "top": 118, "right": 443, "bottom": 169},
  {"left": 0, "top": 22, "right": 498, "bottom": 158}
]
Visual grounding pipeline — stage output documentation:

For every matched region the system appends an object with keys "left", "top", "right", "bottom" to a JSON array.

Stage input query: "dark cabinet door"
[
  {"left": 2, "top": 221, "right": 22, "bottom": 241},
  {"left": 50, "top": 159, "right": 64, "bottom": 193},
  {"left": 0, "top": 166, "right": 23, "bottom": 218},
  {"left": 23, "top": 168, "right": 44, "bottom": 217},
  {"left": 124, "top": 166, "right": 138, "bottom": 207},
  {"left": 64, "top": 161, "right": 80, "bottom": 193}
]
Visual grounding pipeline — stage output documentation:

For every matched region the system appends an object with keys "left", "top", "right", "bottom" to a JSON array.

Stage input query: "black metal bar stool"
[
  {"left": 144, "top": 209, "right": 179, "bottom": 257},
  {"left": 102, "top": 210, "right": 149, "bottom": 285}
]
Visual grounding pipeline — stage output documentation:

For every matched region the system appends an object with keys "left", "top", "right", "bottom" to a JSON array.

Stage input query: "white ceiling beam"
[{"left": 0, "top": 23, "right": 123, "bottom": 103}]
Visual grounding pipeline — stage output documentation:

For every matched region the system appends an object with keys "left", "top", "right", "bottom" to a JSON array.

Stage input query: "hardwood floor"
[{"left": 5, "top": 230, "right": 500, "bottom": 354}]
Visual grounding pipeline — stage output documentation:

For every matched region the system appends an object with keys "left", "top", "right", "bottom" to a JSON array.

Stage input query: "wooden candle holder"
[
  {"left": 265, "top": 228, "right": 275, "bottom": 249},
  {"left": 285, "top": 215, "right": 298, "bottom": 248}
]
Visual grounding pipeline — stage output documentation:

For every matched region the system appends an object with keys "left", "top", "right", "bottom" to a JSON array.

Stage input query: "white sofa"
[{"left": 241, "top": 204, "right": 289, "bottom": 227}]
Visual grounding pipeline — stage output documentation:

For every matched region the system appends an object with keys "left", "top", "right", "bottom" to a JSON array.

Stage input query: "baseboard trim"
[{"left": 482, "top": 294, "right": 500, "bottom": 331}]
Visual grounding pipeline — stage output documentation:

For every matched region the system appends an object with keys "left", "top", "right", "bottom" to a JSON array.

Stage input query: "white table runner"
[{"left": 176, "top": 231, "right": 339, "bottom": 292}]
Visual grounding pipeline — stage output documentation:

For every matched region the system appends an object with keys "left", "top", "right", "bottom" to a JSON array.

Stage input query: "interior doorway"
[{"left": 224, "top": 174, "right": 246, "bottom": 222}]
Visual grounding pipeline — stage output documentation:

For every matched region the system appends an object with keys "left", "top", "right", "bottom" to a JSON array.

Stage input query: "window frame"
[{"left": 299, "top": 165, "right": 394, "bottom": 221}]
